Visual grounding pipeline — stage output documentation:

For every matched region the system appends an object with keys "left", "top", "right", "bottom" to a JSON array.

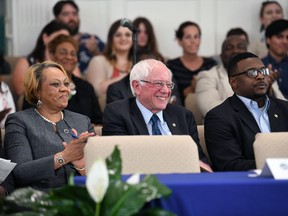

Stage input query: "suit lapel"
[
  {"left": 129, "top": 99, "right": 149, "bottom": 135},
  {"left": 268, "top": 98, "right": 282, "bottom": 131},
  {"left": 230, "top": 95, "right": 261, "bottom": 134},
  {"left": 163, "top": 105, "right": 181, "bottom": 134}
]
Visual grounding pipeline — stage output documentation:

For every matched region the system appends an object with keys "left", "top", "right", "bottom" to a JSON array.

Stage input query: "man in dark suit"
[
  {"left": 102, "top": 59, "right": 211, "bottom": 171},
  {"left": 205, "top": 52, "right": 288, "bottom": 171}
]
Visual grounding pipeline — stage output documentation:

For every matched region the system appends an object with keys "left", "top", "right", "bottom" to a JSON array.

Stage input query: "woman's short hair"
[
  {"left": 48, "top": 34, "right": 79, "bottom": 55},
  {"left": 175, "top": 21, "right": 201, "bottom": 40},
  {"left": 24, "top": 61, "right": 68, "bottom": 106}
]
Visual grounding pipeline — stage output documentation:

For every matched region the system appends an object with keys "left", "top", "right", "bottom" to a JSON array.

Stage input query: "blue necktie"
[{"left": 151, "top": 114, "right": 162, "bottom": 135}]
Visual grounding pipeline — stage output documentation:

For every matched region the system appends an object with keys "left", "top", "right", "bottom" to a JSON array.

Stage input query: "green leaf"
[
  {"left": 0, "top": 209, "right": 59, "bottom": 216},
  {"left": 99, "top": 175, "right": 172, "bottom": 216},
  {"left": 47, "top": 185, "right": 95, "bottom": 215},
  {"left": 2, "top": 186, "right": 95, "bottom": 216},
  {"left": 106, "top": 146, "right": 122, "bottom": 181},
  {"left": 4, "top": 187, "right": 49, "bottom": 210},
  {"left": 141, "top": 175, "right": 172, "bottom": 200}
]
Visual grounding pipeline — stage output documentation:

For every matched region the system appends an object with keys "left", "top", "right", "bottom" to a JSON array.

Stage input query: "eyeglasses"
[
  {"left": 140, "top": 80, "right": 175, "bottom": 89},
  {"left": 57, "top": 49, "right": 78, "bottom": 58},
  {"left": 230, "top": 67, "right": 270, "bottom": 78}
]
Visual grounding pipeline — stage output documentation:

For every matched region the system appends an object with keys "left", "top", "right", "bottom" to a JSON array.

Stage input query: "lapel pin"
[
  {"left": 274, "top": 114, "right": 278, "bottom": 118},
  {"left": 172, "top": 123, "right": 176, "bottom": 127}
]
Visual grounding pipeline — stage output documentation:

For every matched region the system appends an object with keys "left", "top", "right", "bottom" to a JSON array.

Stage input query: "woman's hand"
[
  {"left": 61, "top": 129, "right": 95, "bottom": 164},
  {"left": 72, "top": 157, "right": 86, "bottom": 175}
]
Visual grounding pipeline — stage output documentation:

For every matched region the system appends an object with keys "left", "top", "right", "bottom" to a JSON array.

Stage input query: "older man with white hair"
[{"left": 102, "top": 59, "right": 212, "bottom": 171}]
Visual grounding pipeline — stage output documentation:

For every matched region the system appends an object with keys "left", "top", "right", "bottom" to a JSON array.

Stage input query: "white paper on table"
[{"left": 0, "top": 158, "right": 16, "bottom": 183}]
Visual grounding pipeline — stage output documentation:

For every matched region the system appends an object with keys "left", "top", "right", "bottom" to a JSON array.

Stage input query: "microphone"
[{"left": 120, "top": 18, "right": 139, "bottom": 32}]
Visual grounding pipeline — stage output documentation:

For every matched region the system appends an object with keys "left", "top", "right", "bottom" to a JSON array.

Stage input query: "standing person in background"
[
  {"left": 12, "top": 20, "right": 73, "bottom": 97},
  {"left": 86, "top": 19, "right": 133, "bottom": 98},
  {"left": 249, "top": 1, "right": 284, "bottom": 58},
  {"left": 53, "top": 0, "right": 105, "bottom": 74},
  {"left": 262, "top": 19, "right": 288, "bottom": 99},
  {"left": 133, "top": 17, "right": 165, "bottom": 62},
  {"left": 166, "top": 21, "right": 216, "bottom": 104}
]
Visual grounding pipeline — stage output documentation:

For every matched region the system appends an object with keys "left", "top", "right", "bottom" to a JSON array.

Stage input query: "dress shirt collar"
[
  {"left": 236, "top": 94, "right": 270, "bottom": 111},
  {"left": 136, "top": 98, "right": 164, "bottom": 124}
]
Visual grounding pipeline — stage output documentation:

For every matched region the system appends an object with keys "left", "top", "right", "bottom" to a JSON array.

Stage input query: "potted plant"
[{"left": 0, "top": 146, "right": 175, "bottom": 216}]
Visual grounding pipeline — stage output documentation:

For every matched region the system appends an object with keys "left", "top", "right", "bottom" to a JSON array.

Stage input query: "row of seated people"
[
  {"left": 1, "top": 52, "right": 288, "bottom": 197},
  {"left": 1, "top": 1, "right": 287, "bottom": 96},
  {"left": 3, "top": 1, "right": 287, "bottom": 105},
  {"left": 2, "top": 17, "right": 288, "bottom": 128}
]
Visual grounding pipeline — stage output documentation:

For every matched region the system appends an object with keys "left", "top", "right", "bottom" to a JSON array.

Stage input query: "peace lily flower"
[{"left": 86, "top": 159, "right": 109, "bottom": 216}]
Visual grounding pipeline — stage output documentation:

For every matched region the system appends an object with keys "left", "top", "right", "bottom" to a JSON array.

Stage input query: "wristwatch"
[{"left": 56, "top": 154, "right": 66, "bottom": 166}]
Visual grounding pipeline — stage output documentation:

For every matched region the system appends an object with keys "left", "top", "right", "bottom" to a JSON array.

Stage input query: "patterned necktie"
[{"left": 151, "top": 114, "right": 162, "bottom": 135}]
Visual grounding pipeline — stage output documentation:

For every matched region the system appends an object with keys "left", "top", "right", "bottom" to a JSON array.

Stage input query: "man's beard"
[
  {"left": 70, "top": 26, "right": 79, "bottom": 36},
  {"left": 253, "top": 90, "right": 267, "bottom": 100}
]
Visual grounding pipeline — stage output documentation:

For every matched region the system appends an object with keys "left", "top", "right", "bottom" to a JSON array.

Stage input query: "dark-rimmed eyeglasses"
[
  {"left": 230, "top": 67, "right": 270, "bottom": 78},
  {"left": 140, "top": 80, "right": 175, "bottom": 89}
]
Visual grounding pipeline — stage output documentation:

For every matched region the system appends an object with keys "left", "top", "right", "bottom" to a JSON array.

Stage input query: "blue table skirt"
[{"left": 75, "top": 172, "right": 288, "bottom": 216}]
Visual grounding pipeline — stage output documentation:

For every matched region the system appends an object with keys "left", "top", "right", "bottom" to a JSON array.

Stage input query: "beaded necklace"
[{"left": 34, "top": 108, "right": 63, "bottom": 126}]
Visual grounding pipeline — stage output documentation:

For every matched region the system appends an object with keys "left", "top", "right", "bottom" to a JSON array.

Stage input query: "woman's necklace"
[
  {"left": 115, "top": 61, "right": 131, "bottom": 74},
  {"left": 34, "top": 108, "right": 63, "bottom": 126}
]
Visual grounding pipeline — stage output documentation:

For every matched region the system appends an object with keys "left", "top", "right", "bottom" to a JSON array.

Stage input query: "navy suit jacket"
[
  {"left": 205, "top": 94, "right": 288, "bottom": 171},
  {"left": 102, "top": 98, "right": 207, "bottom": 162}
]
